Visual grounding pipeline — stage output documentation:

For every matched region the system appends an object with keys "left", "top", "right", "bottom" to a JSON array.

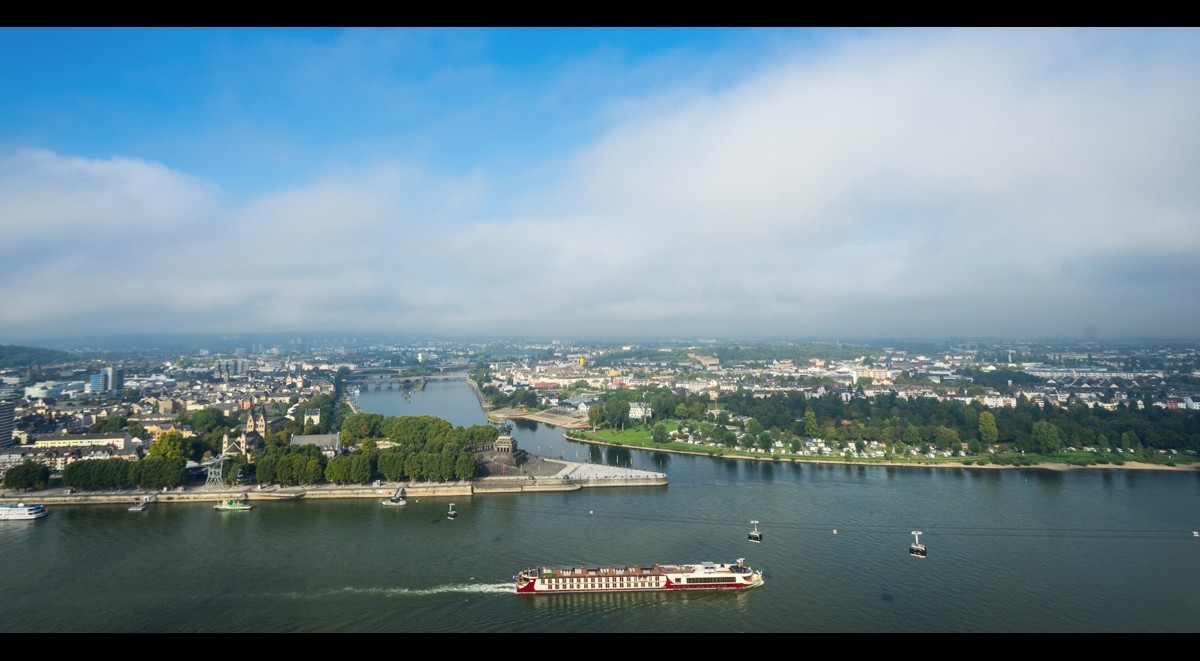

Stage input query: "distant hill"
[{"left": 0, "top": 344, "right": 77, "bottom": 369}]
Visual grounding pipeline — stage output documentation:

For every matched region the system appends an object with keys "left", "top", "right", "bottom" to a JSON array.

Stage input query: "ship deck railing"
[{"left": 540, "top": 566, "right": 667, "bottom": 578}]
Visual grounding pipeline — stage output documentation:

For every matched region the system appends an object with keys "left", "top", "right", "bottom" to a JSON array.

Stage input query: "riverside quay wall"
[{"left": 0, "top": 460, "right": 667, "bottom": 506}]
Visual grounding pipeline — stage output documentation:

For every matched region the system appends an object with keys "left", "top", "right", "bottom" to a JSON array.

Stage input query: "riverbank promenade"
[
  {"left": 0, "top": 454, "right": 667, "bottom": 506},
  {"left": 564, "top": 462, "right": 667, "bottom": 481}
]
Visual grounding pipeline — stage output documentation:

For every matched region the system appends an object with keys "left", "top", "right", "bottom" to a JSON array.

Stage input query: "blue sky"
[
  {"left": 1, "top": 28, "right": 1199, "bottom": 341},
  {"left": 2, "top": 29, "right": 828, "bottom": 198}
]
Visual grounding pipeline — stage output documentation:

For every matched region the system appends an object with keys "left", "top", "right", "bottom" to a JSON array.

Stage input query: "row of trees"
[
  {"left": 337, "top": 414, "right": 485, "bottom": 482},
  {"left": 587, "top": 386, "right": 1199, "bottom": 457},
  {"left": 659, "top": 410, "right": 1134, "bottom": 460},
  {"left": 2, "top": 460, "right": 50, "bottom": 490},
  {"left": 325, "top": 454, "right": 375, "bottom": 484},
  {"left": 62, "top": 457, "right": 186, "bottom": 490},
  {"left": 258, "top": 449, "right": 477, "bottom": 488},
  {"left": 716, "top": 389, "right": 1200, "bottom": 455},
  {"left": 253, "top": 445, "right": 324, "bottom": 486},
  {"left": 324, "top": 448, "right": 477, "bottom": 484}
]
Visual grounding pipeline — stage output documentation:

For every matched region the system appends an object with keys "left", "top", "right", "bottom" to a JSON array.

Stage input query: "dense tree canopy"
[
  {"left": 253, "top": 414, "right": 484, "bottom": 485},
  {"left": 0, "top": 344, "right": 74, "bottom": 368},
  {"left": 62, "top": 457, "right": 185, "bottom": 490},
  {"left": 147, "top": 431, "right": 188, "bottom": 460},
  {"left": 255, "top": 444, "right": 326, "bottom": 486},
  {"left": 979, "top": 411, "right": 999, "bottom": 445},
  {"left": 1023, "top": 421, "right": 1063, "bottom": 454},
  {"left": 481, "top": 386, "right": 538, "bottom": 409},
  {"left": 586, "top": 387, "right": 1200, "bottom": 457},
  {"left": 3, "top": 460, "right": 50, "bottom": 490},
  {"left": 339, "top": 412, "right": 385, "bottom": 444}
]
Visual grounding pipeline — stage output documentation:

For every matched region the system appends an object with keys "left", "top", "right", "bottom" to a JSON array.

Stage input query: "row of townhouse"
[{"left": 0, "top": 434, "right": 143, "bottom": 477}]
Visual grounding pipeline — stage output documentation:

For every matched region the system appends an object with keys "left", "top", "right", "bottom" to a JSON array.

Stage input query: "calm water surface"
[{"left": 2, "top": 380, "right": 1197, "bottom": 632}]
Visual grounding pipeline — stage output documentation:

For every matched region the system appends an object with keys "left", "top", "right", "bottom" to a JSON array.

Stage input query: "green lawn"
[
  {"left": 569, "top": 423, "right": 733, "bottom": 456},
  {"left": 574, "top": 425, "right": 810, "bottom": 460}
]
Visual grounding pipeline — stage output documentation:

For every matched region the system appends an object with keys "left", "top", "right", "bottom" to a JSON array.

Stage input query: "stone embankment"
[
  {"left": 467, "top": 378, "right": 494, "bottom": 412},
  {"left": 565, "top": 462, "right": 669, "bottom": 487},
  {"left": 0, "top": 458, "right": 666, "bottom": 506}
]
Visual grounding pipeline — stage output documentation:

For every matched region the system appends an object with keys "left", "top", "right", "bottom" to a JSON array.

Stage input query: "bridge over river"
[{"left": 342, "top": 369, "right": 470, "bottom": 390}]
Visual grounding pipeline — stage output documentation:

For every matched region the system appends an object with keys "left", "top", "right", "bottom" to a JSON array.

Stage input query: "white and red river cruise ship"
[
  {"left": 0, "top": 503, "right": 48, "bottom": 520},
  {"left": 514, "top": 558, "right": 763, "bottom": 594}
]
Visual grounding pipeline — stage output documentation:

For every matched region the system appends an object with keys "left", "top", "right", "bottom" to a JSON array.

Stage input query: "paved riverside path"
[
  {"left": 511, "top": 455, "right": 666, "bottom": 481},
  {"left": 562, "top": 462, "right": 666, "bottom": 481},
  {"left": 2, "top": 457, "right": 668, "bottom": 506}
]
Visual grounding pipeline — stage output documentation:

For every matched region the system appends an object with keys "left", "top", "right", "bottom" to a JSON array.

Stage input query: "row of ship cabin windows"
[
  {"left": 543, "top": 577, "right": 664, "bottom": 588},
  {"left": 540, "top": 576, "right": 737, "bottom": 588}
]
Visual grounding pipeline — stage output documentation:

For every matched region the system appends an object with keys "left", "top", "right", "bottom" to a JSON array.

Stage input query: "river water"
[{"left": 1, "top": 379, "right": 1197, "bottom": 632}]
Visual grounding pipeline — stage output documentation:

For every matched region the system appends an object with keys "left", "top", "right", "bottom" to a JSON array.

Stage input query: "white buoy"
[{"left": 833, "top": 529, "right": 837, "bottom": 535}]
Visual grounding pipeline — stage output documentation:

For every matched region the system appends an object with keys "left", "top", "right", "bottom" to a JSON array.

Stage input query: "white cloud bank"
[{"left": 2, "top": 29, "right": 1198, "bottom": 341}]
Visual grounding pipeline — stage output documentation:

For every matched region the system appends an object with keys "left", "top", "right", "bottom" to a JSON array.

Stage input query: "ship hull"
[{"left": 0, "top": 504, "right": 48, "bottom": 520}]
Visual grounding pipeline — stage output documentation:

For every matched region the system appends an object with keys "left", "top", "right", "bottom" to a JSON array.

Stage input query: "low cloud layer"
[{"left": 2, "top": 29, "right": 1198, "bottom": 342}]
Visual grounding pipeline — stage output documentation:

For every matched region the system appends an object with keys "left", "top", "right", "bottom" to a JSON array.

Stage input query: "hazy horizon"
[
  {"left": 3, "top": 28, "right": 1198, "bottom": 341},
  {"left": 6, "top": 330, "right": 1199, "bottom": 355}
]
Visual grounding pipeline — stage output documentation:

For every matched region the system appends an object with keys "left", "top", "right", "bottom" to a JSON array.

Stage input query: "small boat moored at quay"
[
  {"left": 515, "top": 558, "right": 763, "bottom": 594},
  {"left": 382, "top": 486, "right": 407, "bottom": 507},
  {"left": 0, "top": 503, "right": 49, "bottom": 520},
  {"left": 214, "top": 498, "right": 252, "bottom": 512}
]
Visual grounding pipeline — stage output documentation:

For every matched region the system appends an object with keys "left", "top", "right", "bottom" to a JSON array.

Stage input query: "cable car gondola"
[
  {"left": 748, "top": 520, "right": 763, "bottom": 543},
  {"left": 909, "top": 531, "right": 926, "bottom": 558},
  {"left": 447, "top": 503, "right": 458, "bottom": 520}
]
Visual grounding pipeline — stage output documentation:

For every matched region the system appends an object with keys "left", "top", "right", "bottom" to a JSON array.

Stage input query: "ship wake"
[{"left": 277, "top": 583, "right": 513, "bottom": 599}]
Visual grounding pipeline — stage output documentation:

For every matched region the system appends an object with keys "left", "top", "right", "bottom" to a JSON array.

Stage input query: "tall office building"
[
  {"left": 105, "top": 366, "right": 125, "bottom": 392},
  {"left": 89, "top": 373, "right": 108, "bottom": 393},
  {"left": 0, "top": 399, "right": 15, "bottom": 448}
]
